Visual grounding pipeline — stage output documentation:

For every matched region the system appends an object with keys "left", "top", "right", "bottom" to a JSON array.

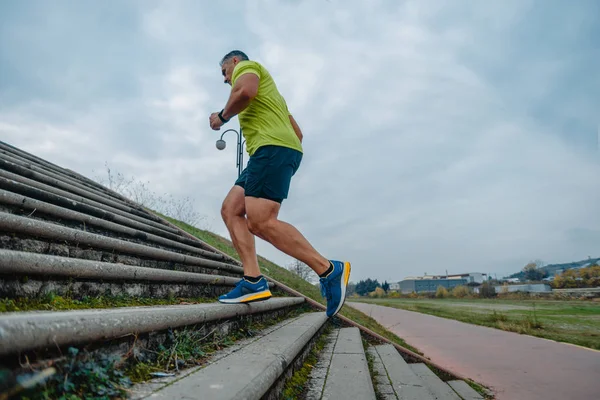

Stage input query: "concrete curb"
[
  {"left": 0, "top": 297, "right": 304, "bottom": 356},
  {"left": 0, "top": 213, "right": 243, "bottom": 274},
  {"left": 0, "top": 189, "right": 226, "bottom": 262},
  {"left": 0, "top": 249, "right": 248, "bottom": 285}
]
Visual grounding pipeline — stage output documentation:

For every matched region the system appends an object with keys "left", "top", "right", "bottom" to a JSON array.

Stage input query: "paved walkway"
[{"left": 349, "top": 302, "right": 600, "bottom": 400}]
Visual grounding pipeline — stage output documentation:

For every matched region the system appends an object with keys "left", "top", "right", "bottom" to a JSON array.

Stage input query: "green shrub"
[
  {"left": 479, "top": 282, "right": 496, "bottom": 298},
  {"left": 452, "top": 285, "right": 469, "bottom": 298},
  {"left": 436, "top": 286, "right": 449, "bottom": 298}
]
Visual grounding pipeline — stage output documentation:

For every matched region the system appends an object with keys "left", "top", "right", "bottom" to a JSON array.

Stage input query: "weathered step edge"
[
  {"left": 0, "top": 140, "right": 133, "bottom": 205},
  {"left": 0, "top": 249, "right": 258, "bottom": 286},
  {"left": 0, "top": 170, "right": 181, "bottom": 237},
  {"left": 0, "top": 155, "right": 160, "bottom": 225},
  {"left": 0, "top": 213, "right": 243, "bottom": 274},
  {"left": 410, "top": 363, "right": 462, "bottom": 400},
  {"left": 448, "top": 380, "right": 484, "bottom": 400},
  {"left": 149, "top": 311, "right": 328, "bottom": 400},
  {"left": 0, "top": 297, "right": 304, "bottom": 356},
  {"left": 0, "top": 189, "right": 226, "bottom": 262},
  {"left": 374, "top": 344, "right": 435, "bottom": 400},
  {"left": 366, "top": 346, "right": 397, "bottom": 400},
  {"left": 322, "top": 327, "right": 377, "bottom": 400},
  {"left": 0, "top": 150, "right": 134, "bottom": 212},
  {"left": 0, "top": 172, "right": 219, "bottom": 254}
]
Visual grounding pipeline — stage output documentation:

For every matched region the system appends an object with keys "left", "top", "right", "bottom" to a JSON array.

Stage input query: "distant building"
[
  {"left": 442, "top": 272, "right": 487, "bottom": 284},
  {"left": 400, "top": 278, "right": 468, "bottom": 294},
  {"left": 388, "top": 282, "right": 400, "bottom": 291},
  {"left": 473, "top": 283, "right": 552, "bottom": 294}
]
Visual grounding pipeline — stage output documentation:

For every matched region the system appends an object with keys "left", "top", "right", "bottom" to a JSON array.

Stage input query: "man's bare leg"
[
  {"left": 220, "top": 186, "right": 261, "bottom": 277},
  {"left": 245, "top": 196, "right": 330, "bottom": 276}
]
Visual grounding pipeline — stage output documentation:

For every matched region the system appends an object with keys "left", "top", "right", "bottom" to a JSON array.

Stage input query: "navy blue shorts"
[{"left": 235, "top": 145, "right": 303, "bottom": 203}]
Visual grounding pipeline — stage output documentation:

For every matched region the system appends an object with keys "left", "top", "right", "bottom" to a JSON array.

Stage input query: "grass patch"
[
  {"left": 160, "top": 216, "right": 423, "bottom": 355},
  {"left": 355, "top": 298, "right": 600, "bottom": 350},
  {"left": 281, "top": 325, "right": 332, "bottom": 400},
  {"left": 0, "top": 293, "right": 213, "bottom": 313}
]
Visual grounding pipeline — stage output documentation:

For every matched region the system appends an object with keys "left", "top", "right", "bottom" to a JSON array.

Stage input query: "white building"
[
  {"left": 401, "top": 272, "right": 487, "bottom": 283},
  {"left": 445, "top": 272, "right": 487, "bottom": 284}
]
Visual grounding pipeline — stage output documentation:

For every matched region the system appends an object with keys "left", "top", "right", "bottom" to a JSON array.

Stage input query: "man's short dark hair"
[{"left": 220, "top": 50, "right": 249, "bottom": 66}]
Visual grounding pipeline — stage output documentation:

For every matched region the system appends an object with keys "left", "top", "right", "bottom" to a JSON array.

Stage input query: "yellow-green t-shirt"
[{"left": 231, "top": 60, "right": 303, "bottom": 156}]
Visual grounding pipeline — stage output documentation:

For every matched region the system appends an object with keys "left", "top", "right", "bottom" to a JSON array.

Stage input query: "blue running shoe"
[
  {"left": 319, "top": 260, "right": 351, "bottom": 317},
  {"left": 218, "top": 277, "right": 272, "bottom": 304}
]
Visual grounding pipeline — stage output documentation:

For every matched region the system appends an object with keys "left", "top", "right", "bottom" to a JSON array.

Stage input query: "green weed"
[{"left": 19, "top": 347, "right": 131, "bottom": 400}]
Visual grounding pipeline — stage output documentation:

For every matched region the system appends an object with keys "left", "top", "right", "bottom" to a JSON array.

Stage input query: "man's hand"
[{"left": 209, "top": 112, "right": 224, "bottom": 131}]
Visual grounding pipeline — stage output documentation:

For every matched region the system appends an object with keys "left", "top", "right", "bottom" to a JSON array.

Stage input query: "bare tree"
[
  {"left": 287, "top": 260, "right": 315, "bottom": 284},
  {"left": 92, "top": 162, "right": 208, "bottom": 229}
]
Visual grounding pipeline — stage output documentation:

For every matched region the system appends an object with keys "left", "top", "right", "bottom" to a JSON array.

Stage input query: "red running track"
[{"left": 348, "top": 302, "right": 600, "bottom": 400}]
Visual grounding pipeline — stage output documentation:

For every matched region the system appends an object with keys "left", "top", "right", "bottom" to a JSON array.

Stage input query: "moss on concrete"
[
  {"left": 281, "top": 325, "right": 332, "bottom": 400},
  {"left": 0, "top": 292, "right": 212, "bottom": 313}
]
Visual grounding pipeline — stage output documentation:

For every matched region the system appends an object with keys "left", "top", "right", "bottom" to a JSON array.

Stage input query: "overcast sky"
[{"left": 1, "top": 0, "right": 599, "bottom": 283}]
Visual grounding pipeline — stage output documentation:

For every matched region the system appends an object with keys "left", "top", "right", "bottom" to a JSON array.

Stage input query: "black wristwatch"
[{"left": 218, "top": 110, "right": 230, "bottom": 124}]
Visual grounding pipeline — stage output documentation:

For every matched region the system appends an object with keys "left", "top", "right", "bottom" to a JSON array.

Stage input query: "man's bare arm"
[
  {"left": 221, "top": 73, "right": 259, "bottom": 120},
  {"left": 289, "top": 114, "right": 303, "bottom": 143}
]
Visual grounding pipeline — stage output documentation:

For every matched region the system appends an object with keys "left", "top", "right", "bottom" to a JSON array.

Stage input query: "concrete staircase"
[{"left": 0, "top": 140, "right": 489, "bottom": 399}]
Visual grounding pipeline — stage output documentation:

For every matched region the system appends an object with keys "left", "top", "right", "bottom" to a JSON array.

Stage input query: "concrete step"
[
  {"left": 366, "top": 346, "right": 398, "bottom": 400},
  {"left": 374, "top": 344, "right": 435, "bottom": 400},
  {"left": 0, "top": 169, "right": 217, "bottom": 252},
  {"left": 0, "top": 297, "right": 304, "bottom": 357},
  {"left": 447, "top": 380, "right": 484, "bottom": 400},
  {"left": 0, "top": 189, "right": 227, "bottom": 262},
  {"left": 321, "top": 327, "right": 376, "bottom": 400},
  {"left": 0, "top": 169, "right": 184, "bottom": 239},
  {"left": 0, "top": 249, "right": 265, "bottom": 299},
  {"left": 146, "top": 311, "right": 328, "bottom": 400},
  {"left": 0, "top": 150, "right": 129, "bottom": 208},
  {"left": 0, "top": 212, "right": 242, "bottom": 276},
  {"left": 0, "top": 154, "right": 157, "bottom": 224},
  {"left": 128, "top": 311, "right": 318, "bottom": 399},
  {"left": 0, "top": 141, "right": 128, "bottom": 203},
  {"left": 304, "top": 329, "right": 339, "bottom": 399},
  {"left": 410, "top": 363, "right": 462, "bottom": 400}
]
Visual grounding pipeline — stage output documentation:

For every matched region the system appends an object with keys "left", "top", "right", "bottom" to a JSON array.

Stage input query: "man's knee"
[
  {"left": 246, "top": 218, "right": 262, "bottom": 237},
  {"left": 221, "top": 187, "right": 245, "bottom": 222},
  {"left": 247, "top": 217, "right": 275, "bottom": 238},
  {"left": 220, "top": 201, "right": 231, "bottom": 222}
]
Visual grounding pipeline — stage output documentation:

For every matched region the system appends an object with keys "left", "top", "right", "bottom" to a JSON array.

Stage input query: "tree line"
[
  {"left": 552, "top": 265, "right": 600, "bottom": 288},
  {"left": 353, "top": 279, "right": 390, "bottom": 296}
]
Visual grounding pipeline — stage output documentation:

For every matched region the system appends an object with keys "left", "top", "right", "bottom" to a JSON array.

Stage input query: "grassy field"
[{"left": 354, "top": 297, "right": 600, "bottom": 350}]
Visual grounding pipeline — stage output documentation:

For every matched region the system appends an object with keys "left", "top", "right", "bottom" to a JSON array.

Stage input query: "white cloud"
[{"left": 1, "top": 0, "right": 598, "bottom": 283}]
